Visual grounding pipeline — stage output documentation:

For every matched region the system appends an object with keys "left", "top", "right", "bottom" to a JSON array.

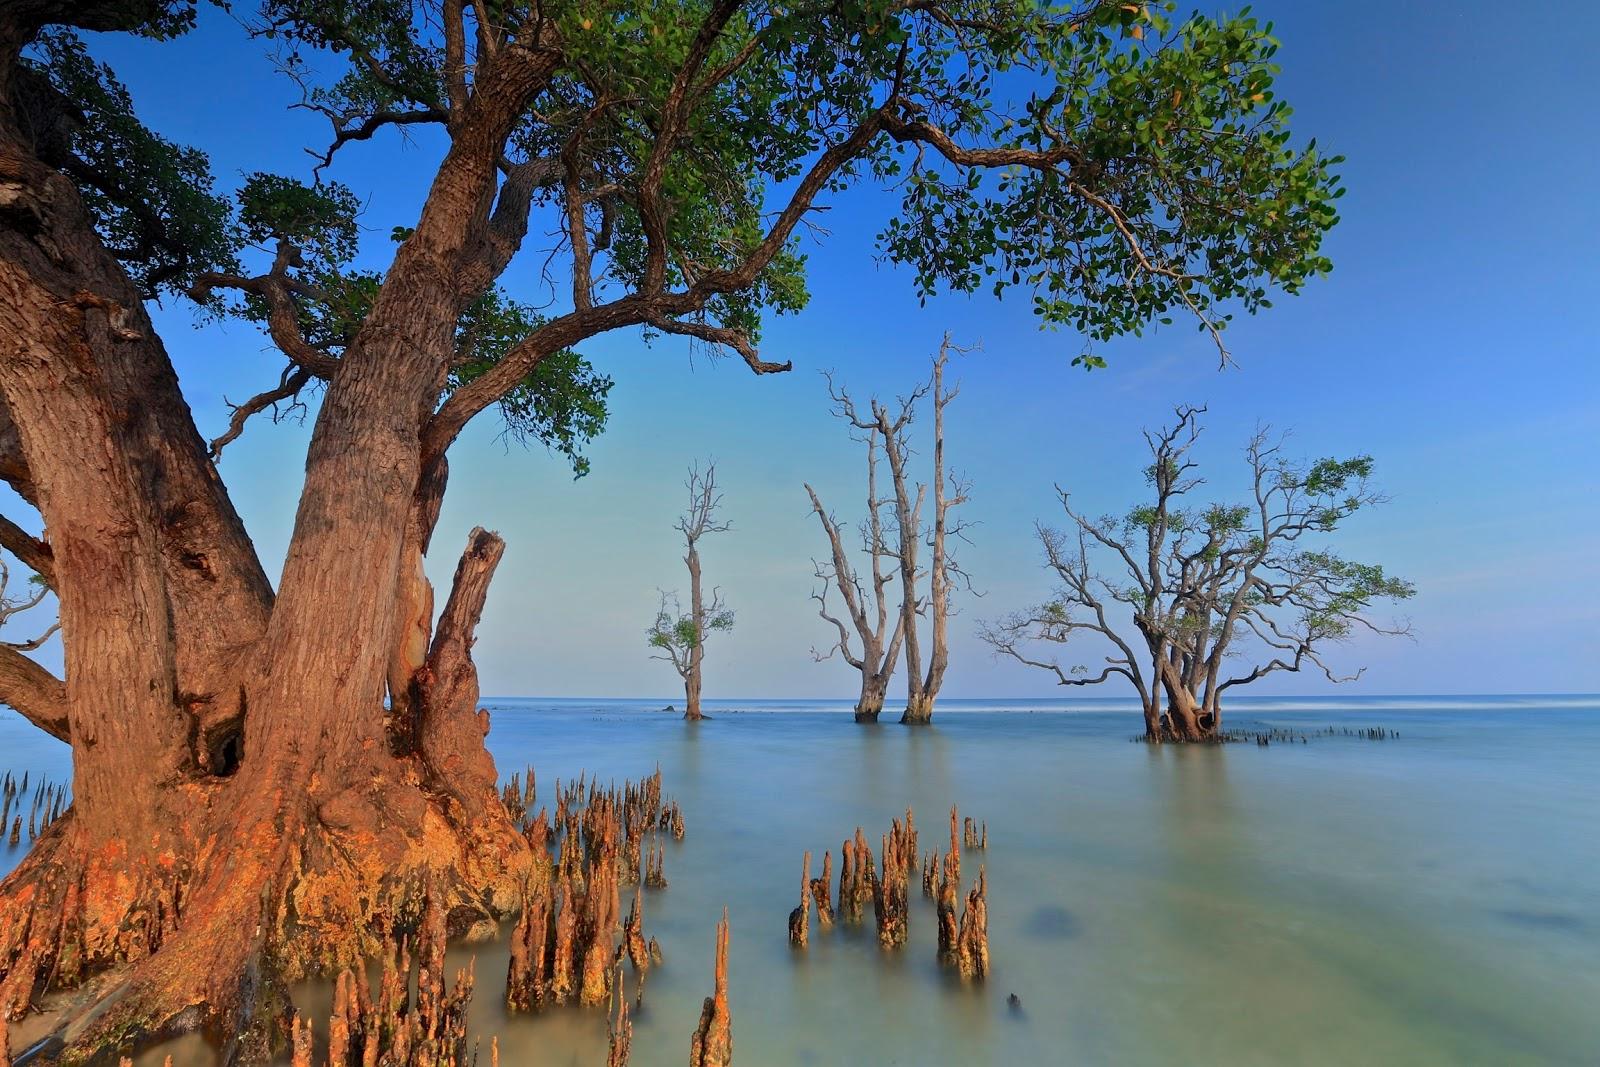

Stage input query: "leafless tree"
[
  {"left": 826, "top": 336, "right": 971, "bottom": 724},
  {"left": 899, "top": 338, "right": 974, "bottom": 723},
  {"left": 806, "top": 407, "right": 908, "bottom": 722},
  {"left": 648, "top": 463, "right": 733, "bottom": 720},
  {"left": 983, "top": 407, "right": 1415, "bottom": 741}
]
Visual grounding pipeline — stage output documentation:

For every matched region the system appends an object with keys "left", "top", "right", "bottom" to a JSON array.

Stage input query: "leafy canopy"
[
  {"left": 29, "top": 0, "right": 1345, "bottom": 465},
  {"left": 251, "top": 0, "right": 1341, "bottom": 363}
]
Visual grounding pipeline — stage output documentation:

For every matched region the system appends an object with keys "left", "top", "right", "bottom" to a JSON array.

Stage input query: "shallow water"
[{"left": 4, "top": 695, "right": 1598, "bottom": 1065}]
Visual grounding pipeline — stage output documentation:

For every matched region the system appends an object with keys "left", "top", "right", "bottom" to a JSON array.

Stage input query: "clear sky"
[{"left": 22, "top": 1, "right": 1597, "bottom": 700}]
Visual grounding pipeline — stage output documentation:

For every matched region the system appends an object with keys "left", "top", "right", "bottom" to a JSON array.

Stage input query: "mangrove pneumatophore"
[
  {"left": 789, "top": 803, "right": 993, "bottom": 980},
  {"left": 256, "top": 890, "right": 481, "bottom": 1067},
  {"left": 955, "top": 867, "right": 990, "bottom": 980},
  {"left": 506, "top": 769, "right": 675, "bottom": 1015},
  {"left": 0, "top": 772, "right": 68, "bottom": 848},
  {"left": 935, "top": 815, "right": 962, "bottom": 963},
  {"left": 788, "top": 852, "right": 811, "bottom": 948},
  {"left": 607, "top": 963, "right": 633, "bottom": 1067},
  {"left": 871, "top": 815, "right": 915, "bottom": 948},
  {"left": 690, "top": 909, "right": 732, "bottom": 1067},
  {"left": 810, "top": 851, "right": 834, "bottom": 928},
  {"left": 838, "top": 827, "right": 875, "bottom": 924}
]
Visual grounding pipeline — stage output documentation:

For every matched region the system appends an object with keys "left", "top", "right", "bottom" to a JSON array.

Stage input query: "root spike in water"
[
  {"left": 689, "top": 908, "right": 732, "bottom": 1067},
  {"left": 787, "top": 852, "right": 811, "bottom": 948}
]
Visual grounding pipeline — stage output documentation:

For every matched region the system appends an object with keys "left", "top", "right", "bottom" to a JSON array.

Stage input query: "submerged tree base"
[
  {"left": 0, "top": 758, "right": 527, "bottom": 1065},
  {"left": 1135, "top": 723, "right": 1401, "bottom": 745},
  {"left": 0, "top": 762, "right": 698, "bottom": 1065}
]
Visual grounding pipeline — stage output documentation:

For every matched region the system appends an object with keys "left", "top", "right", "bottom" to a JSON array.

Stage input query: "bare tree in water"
[
  {"left": 649, "top": 463, "right": 733, "bottom": 720},
  {"left": 827, "top": 337, "right": 971, "bottom": 724},
  {"left": 806, "top": 389, "right": 909, "bottom": 722},
  {"left": 898, "top": 339, "right": 973, "bottom": 723},
  {"left": 983, "top": 407, "right": 1414, "bottom": 741}
]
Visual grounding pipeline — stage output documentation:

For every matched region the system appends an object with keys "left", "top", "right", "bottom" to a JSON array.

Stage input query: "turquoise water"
[{"left": 3, "top": 695, "right": 1598, "bottom": 1065}]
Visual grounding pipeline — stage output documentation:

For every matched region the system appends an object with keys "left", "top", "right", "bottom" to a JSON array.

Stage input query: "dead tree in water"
[
  {"left": 800, "top": 371, "right": 915, "bottom": 723},
  {"left": 828, "top": 339, "right": 971, "bottom": 724},
  {"left": 895, "top": 339, "right": 972, "bottom": 724},
  {"left": 983, "top": 408, "right": 1414, "bottom": 741},
  {"left": 805, "top": 407, "right": 907, "bottom": 722},
  {"left": 648, "top": 463, "right": 734, "bottom": 721}
]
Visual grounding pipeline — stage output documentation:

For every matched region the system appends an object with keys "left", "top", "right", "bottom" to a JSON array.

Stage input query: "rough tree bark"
[{"left": 0, "top": 20, "right": 554, "bottom": 1059}]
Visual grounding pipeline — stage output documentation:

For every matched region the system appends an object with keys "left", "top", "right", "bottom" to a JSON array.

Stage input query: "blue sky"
[{"left": 15, "top": 0, "right": 1596, "bottom": 700}]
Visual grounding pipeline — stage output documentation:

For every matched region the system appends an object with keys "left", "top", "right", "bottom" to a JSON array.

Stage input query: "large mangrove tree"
[{"left": 982, "top": 407, "right": 1414, "bottom": 741}]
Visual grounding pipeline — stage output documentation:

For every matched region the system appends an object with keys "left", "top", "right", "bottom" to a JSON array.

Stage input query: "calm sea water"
[{"left": 3, "top": 695, "right": 1597, "bottom": 1066}]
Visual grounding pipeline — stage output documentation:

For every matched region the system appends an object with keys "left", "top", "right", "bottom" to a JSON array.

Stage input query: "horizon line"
[{"left": 477, "top": 692, "right": 1600, "bottom": 702}]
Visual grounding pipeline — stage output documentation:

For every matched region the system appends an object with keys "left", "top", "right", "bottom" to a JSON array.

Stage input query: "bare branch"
[
  {"left": 0, "top": 513, "right": 52, "bottom": 587},
  {"left": 208, "top": 365, "right": 313, "bottom": 460},
  {"left": 306, "top": 107, "right": 449, "bottom": 178},
  {"left": 649, "top": 316, "right": 792, "bottom": 374},
  {"left": 0, "top": 644, "right": 68, "bottom": 743}
]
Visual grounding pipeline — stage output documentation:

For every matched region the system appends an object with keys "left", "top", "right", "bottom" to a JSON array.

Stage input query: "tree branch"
[
  {"left": 648, "top": 316, "right": 791, "bottom": 373},
  {"left": 208, "top": 365, "right": 313, "bottom": 460},
  {"left": 422, "top": 109, "right": 888, "bottom": 462},
  {"left": 0, "top": 645, "right": 68, "bottom": 743},
  {"left": 189, "top": 240, "right": 341, "bottom": 379},
  {"left": 0, "top": 513, "right": 52, "bottom": 587}
]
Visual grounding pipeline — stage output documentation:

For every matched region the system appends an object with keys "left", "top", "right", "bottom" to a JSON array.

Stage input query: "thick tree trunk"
[
  {"left": 854, "top": 672, "right": 889, "bottom": 722},
  {"left": 1142, "top": 694, "right": 1163, "bottom": 743},
  {"left": 1158, "top": 666, "right": 1210, "bottom": 742},
  {"left": 0, "top": 163, "right": 188, "bottom": 845},
  {"left": 900, "top": 692, "right": 935, "bottom": 725},
  {"left": 0, "top": 154, "right": 273, "bottom": 773},
  {"left": 0, "top": 57, "right": 551, "bottom": 1060},
  {"left": 0, "top": 106, "right": 266, "bottom": 1052},
  {"left": 683, "top": 670, "right": 703, "bottom": 721}
]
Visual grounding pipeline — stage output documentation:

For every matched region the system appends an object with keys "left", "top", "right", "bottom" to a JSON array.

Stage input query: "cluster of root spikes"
[
  {"left": 504, "top": 768, "right": 678, "bottom": 1016},
  {"left": 1229, "top": 724, "right": 1399, "bottom": 745},
  {"left": 610, "top": 905, "right": 730, "bottom": 1067},
  {"left": 0, "top": 773, "right": 68, "bottom": 849},
  {"left": 288, "top": 890, "right": 478, "bottom": 1067},
  {"left": 790, "top": 805, "right": 988, "bottom": 980}
]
